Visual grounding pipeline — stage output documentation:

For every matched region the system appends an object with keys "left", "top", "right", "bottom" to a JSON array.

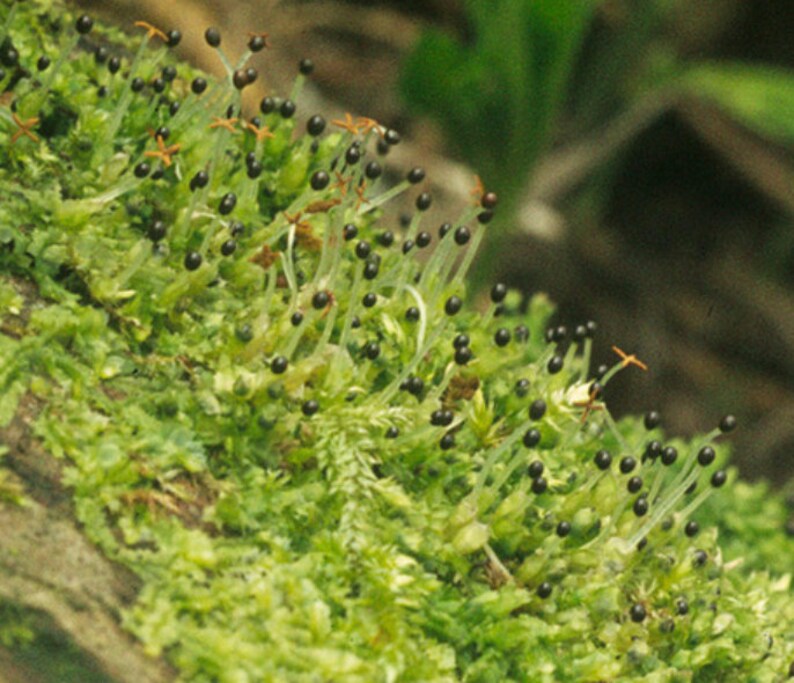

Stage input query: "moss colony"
[{"left": 1, "top": 1, "right": 793, "bottom": 681}]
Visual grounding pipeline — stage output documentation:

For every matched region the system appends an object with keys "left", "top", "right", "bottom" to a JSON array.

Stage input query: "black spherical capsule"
[
  {"left": 365, "top": 161, "right": 382, "bottom": 180},
  {"left": 454, "top": 347, "right": 472, "bottom": 366},
  {"left": 299, "top": 58, "right": 314, "bottom": 75},
  {"left": 453, "top": 334, "right": 470, "bottom": 349},
  {"left": 148, "top": 220, "right": 167, "bottom": 242},
  {"left": 385, "top": 426, "right": 399, "bottom": 439},
  {"left": 531, "top": 477, "right": 548, "bottom": 495},
  {"left": 204, "top": 27, "right": 222, "bottom": 47},
  {"left": 527, "top": 460, "right": 544, "bottom": 479},
  {"left": 529, "top": 399, "right": 547, "bottom": 421},
  {"left": 306, "top": 115, "right": 326, "bottom": 136},
  {"left": 697, "top": 446, "right": 716, "bottom": 467},
  {"left": 290, "top": 312, "right": 304, "bottom": 326},
  {"left": 343, "top": 224, "right": 358, "bottom": 241},
  {"left": 515, "top": 379, "right": 530, "bottom": 398},
  {"left": 248, "top": 35, "right": 267, "bottom": 52},
  {"left": 310, "top": 170, "right": 330, "bottom": 191},
  {"left": 440, "top": 433, "right": 455, "bottom": 450},
  {"left": 184, "top": 251, "right": 202, "bottom": 271},
  {"left": 536, "top": 582, "right": 552, "bottom": 599},
  {"left": 406, "top": 376, "right": 425, "bottom": 396},
  {"left": 134, "top": 162, "right": 151, "bottom": 178},
  {"left": 312, "top": 291, "right": 330, "bottom": 309},
  {"left": 345, "top": 145, "right": 361, "bottom": 166},
  {"left": 260, "top": 96, "right": 275, "bottom": 114},
  {"left": 405, "top": 307, "right": 420, "bottom": 322},
  {"left": 438, "top": 222, "right": 452, "bottom": 239},
  {"left": 363, "top": 261, "right": 379, "bottom": 280},
  {"left": 220, "top": 240, "right": 237, "bottom": 256},
  {"left": 594, "top": 450, "right": 612, "bottom": 470},
  {"left": 191, "top": 77, "right": 208, "bottom": 95},
  {"left": 355, "top": 241, "right": 371, "bottom": 260},
  {"left": 280, "top": 100, "right": 296, "bottom": 118},
  {"left": 444, "top": 296, "right": 462, "bottom": 316},
  {"left": 378, "top": 231, "right": 395, "bottom": 247},
  {"left": 693, "top": 549, "right": 707, "bottom": 567},
  {"left": 75, "top": 14, "right": 94, "bottom": 34},
  {"left": 711, "top": 470, "right": 727, "bottom": 488},
  {"left": 233, "top": 68, "right": 250, "bottom": 90},
  {"left": 362, "top": 293, "right": 377, "bottom": 308},
  {"left": 556, "top": 521, "right": 571, "bottom": 538},
  {"left": 684, "top": 520, "right": 699, "bottom": 537},
  {"left": 661, "top": 446, "right": 678, "bottom": 466},
  {"left": 416, "top": 192, "right": 432, "bottom": 211},
  {"left": 481, "top": 191, "right": 498, "bottom": 210},
  {"left": 454, "top": 226, "right": 471, "bottom": 246},
  {"left": 131, "top": 77, "right": 145, "bottom": 93},
  {"left": 364, "top": 342, "right": 381, "bottom": 360},
  {"left": 302, "top": 399, "right": 319, "bottom": 416},
  {"left": 384, "top": 129, "right": 401, "bottom": 145},
  {"left": 515, "top": 325, "right": 530, "bottom": 343},
  {"left": 271, "top": 356, "right": 288, "bottom": 374},
  {"left": 627, "top": 476, "right": 643, "bottom": 494},
  {"left": 491, "top": 282, "right": 507, "bottom": 304},
  {"left": 630, "top": 604, "right": 646, "bottom": 623},
  {"left": 523, "top": 429, "right": 541, "bottom": 449},
  {"left": 547, "top": 355, "right": 564, "bottom": 374},
  {"left": 407, "top": 167, "right": 425, "bottom": 184},
  {"left": 644, "top": 411, "right": 661, "bottom": 430},
  {"left": 416, "top": 231, "right": 432, "bottom": 248},
  {"left": 494, "top": 328, "right": 511, "bottom": 347},
  {"left": 219, "top": 193, "right": 237, "bottom": 215},
  {"left": 633, "top": 497, "right": 649, "bottom": 517},
  {"left": 190, "top": 171, "right": 209, "bottom": 191},
  {"left": 719, "top": 415, "right": 737, "bottom": 433},
  {"left": 167, "top": 29, "right": 182, "bottom": 47},
  {"left": 620, "top": 456, "right": 637, "bottom": 474},
  {"left": 37, "top": 55, "right": 51, "bottom": 72}
]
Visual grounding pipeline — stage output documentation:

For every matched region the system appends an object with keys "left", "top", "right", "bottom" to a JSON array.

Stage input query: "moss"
[{"left": 1, "top": 1, "right": 793, "bottom": 681}]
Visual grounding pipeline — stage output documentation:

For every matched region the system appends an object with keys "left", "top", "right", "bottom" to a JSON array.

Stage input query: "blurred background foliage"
[{"left": 77, "top": 0, "right": 794, "bottom": 489}]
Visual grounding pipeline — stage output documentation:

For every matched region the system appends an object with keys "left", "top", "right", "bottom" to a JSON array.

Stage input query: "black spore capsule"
[
  {"left": 445, "top": 296, "right": 462, "bottom": 316},
  {"left": 547, "top": 355, "right": 563, "bottom": 374},
  {"left": 523, "top": 429, "right": 541, "bottom": 449},
  {"left": 536, "top": 582, "right": 552, "bottom": 599},
  {"left": 307, "top": 115, "right": 326, "bottom": 136},
  {"left": 205, "top": 27, "right": 222, "bottom": 47},
  {"left": 184, "top": 251, "right": 202, "bottom": 271},
  {"left": 302, "top": 399, "right": 319, "bottom": 416},
  {"left": 529, "top": 399, "right": 547, "bottom": 421},
  {"left": 630, "top": 604, "right": 646, "bottom": 623},
  {"left": 75, "top": 14, "right": 94, "bottom": 34},
  {"left": 697, "top": 446, "right": 716, "bottom": 467},
  {"left": 594, "top": 450, "right": 612, "bottom": 470},
  {"left": 271, "top": 356, "right": 288, "bottom": 374}
]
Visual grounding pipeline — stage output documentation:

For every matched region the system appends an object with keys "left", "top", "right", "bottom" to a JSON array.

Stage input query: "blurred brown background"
[{"left": 74, "top": 0, "right": 794, "bottom": 487}]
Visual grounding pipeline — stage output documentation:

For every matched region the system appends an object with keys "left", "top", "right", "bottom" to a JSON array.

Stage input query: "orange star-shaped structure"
[
  {"left": 333, "top": 171, "right": 352, "bottom": 197},
  {"left": 9, "top": 112, "right": 39, "bottom": 144},
  {"left": 245, "top": 121, "right": 274, "bottom": 142},
  {"left": 469, "top": 174, "right": 485, "bottom": 205},
  {"left": 134, "top": 20, "right": 168, "bottom": 43},
  {"left": 209, "top": 117, "right": 240, "bottom": 134},
  {"left": 143, "top": 135, "right": 181, "bottom": 167},
  {"left": 612, "top": 345, "right": 648, "bottom": 371},
  {"left": 331, "top": 112, "right": 360, "bottom": 135},
  {"left": 354, "top": 182, "right": 369, "bottom": 210},
  {"left": 356, "top": 116, "right": 385, "bottom": 137},
  {"left": 573, "top": 385, "right": 605, "bottom": 423}
]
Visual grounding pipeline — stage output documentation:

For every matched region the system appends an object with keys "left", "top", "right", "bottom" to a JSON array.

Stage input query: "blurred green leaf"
[
  {"left": 683, "top": 62, "right": 794, "bottom": 145},
  {"left": 401, "top": 0, "right": 596, "bottom": 193}
]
